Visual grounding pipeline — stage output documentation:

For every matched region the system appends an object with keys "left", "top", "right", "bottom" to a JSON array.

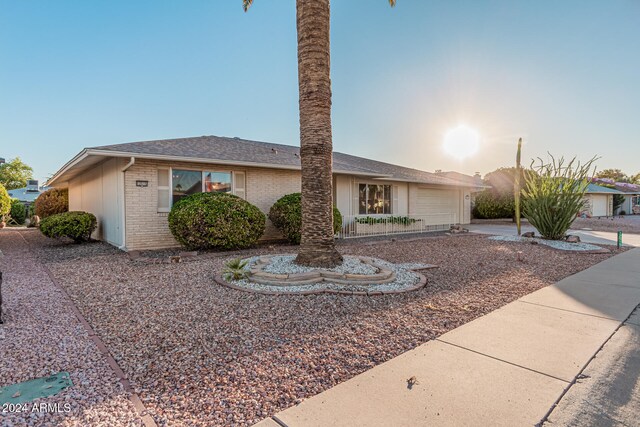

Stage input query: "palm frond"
[
  {"left": 389, "top": 0, "right": 397, "bottom": 6},
  {"left": 242, "top": 0, "right": 253, "bottom": 12}
]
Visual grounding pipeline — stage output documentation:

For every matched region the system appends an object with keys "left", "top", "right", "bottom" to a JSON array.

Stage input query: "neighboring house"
[
  {"left": 612, "top": 182, "right": 640, "bottom": 215},
  {"left": 581, "top": 183, "right": 623, "bottom": 217},
  {"left": 48, "top": 135, "right": 483, "bottom": 251},
  {"left": 7, "top": 180, "right": 48, "bottom": 207}
]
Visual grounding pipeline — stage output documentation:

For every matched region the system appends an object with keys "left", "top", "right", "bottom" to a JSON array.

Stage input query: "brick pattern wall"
[{"left": 124, "top": 159, "right": 301, "bottom": 250}]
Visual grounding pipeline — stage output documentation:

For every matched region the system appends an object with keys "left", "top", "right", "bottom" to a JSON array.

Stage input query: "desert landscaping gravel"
[
  {"left": 0, "top": 230, "right": 142, "bottom": 427},
  {"left": 487, "top": 235, "right": 608, "bottom": 251},
  {"left": 6, "top": 229, "right": 628, "bottom": 426}
]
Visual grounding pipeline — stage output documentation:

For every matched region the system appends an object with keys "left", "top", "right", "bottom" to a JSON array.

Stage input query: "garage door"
[
  {"left": 416, "top": 188, "right": 460, "bottom": 225},
  {"left": 591, "top": 195, "right": 608, "bottom": 217}
]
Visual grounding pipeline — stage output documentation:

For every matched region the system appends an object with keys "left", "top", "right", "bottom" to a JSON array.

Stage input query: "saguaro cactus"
[{"left": 515, "top": 138, "right": 522, "bottom": 236}]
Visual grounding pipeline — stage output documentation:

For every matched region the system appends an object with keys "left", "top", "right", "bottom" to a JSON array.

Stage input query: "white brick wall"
[{"left": 124, "top": 159, "right": 301, "bottom": 250}]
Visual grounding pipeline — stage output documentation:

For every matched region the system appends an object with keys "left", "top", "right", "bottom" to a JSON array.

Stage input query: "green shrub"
[
  {"left": 522, "top": 155, "right": 596, "bottom": 240},
  {"left": 268, "top": 193, "right": 342, "bottom": 244},
  {"left": 0, "top": 183, "right": 10, "bottom": 218},
  {"left": 10, "top": 199, "right": 26, "bottom": 224},
  {"left": 472, "top": 190, "right": 515, "bottom": 219},
  {"left": 168, "top": 192, "right": 265, "bottom": 250},
  {"left": 35, "top": 188, "right": 69, "bottom": 218},
  {"left": 222, "top": 258, "right": 250, "bottom": 281},
  {"left": 40, "top": 211, "right": 97, "bottom": 242}
]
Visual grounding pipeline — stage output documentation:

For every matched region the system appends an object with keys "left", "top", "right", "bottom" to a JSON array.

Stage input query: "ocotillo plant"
[
  {"left": 522, "top": 154, "right": 598, "bottom": 240},
  {"left": 514, "top": 138, "right": 522, "bottom": 236}
]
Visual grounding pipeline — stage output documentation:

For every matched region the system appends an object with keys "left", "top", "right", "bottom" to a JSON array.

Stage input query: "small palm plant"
[{"left": 222, "top": 258, "right": 250, "bottom": 281}]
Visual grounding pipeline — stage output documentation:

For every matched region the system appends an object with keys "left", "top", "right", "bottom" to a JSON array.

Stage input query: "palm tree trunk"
[{"left": 294, "top": 0, "right": 343, "bottom": 267}]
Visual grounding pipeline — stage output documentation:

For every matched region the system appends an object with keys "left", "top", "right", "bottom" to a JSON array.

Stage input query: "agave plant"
[
  {"left": 222, "top": 258, "right": 250, "bottom": 281},
  {"left": 522, "top": 154, "right": 598, "bottom": 240}
]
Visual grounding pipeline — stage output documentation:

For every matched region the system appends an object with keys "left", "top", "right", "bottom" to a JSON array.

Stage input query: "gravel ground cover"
[
  {"left": 571, "top": 216, "right": 640, "bottom": 234},
  {"left": 487, "top": 235, "right": 609, "bottom": 252},
  {"left": 17, "top": 229, "right": 627, "bottom": 426},
  {"left": 0, "top": 230, "right": 142, "bottom": 427}
]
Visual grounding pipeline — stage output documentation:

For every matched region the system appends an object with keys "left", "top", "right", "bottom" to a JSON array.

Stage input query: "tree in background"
[
  {"left": 522, "top": 155, "right": 597, "bottom": 240},
  {"left": 0, "top": 183, "right": 11, "bottom": 222},
  {"left": 595, "top": 169, "right": 628, "bottom": 183},
  {"left": 630, "top": 173, "right": 640, "bottom": 184},
  {"left": 0, "top": 157, "right": 34, "bottom": 190}
]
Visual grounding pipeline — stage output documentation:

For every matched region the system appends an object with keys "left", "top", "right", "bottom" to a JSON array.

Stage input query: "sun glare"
[{"left": 443, "top": 125, "right": 480, "bottom": 160}]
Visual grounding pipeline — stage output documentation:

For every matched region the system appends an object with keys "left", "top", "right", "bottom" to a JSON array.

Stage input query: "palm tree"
[{"left": 244, "top": 0, "right": 396, "bottom": 267}]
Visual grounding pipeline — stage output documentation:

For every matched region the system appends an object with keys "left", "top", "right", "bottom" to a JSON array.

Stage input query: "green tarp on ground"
[{"left": 0, "top": 372, "right": 72, "bottom": 404}]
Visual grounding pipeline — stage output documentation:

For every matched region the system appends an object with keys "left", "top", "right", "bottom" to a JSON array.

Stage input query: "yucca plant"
[
  {"left": 522, "top": 154, "right": 597, "bottom": 240},
  {"left": 222, "top": 258, "right": 250, "bottom": 281}
]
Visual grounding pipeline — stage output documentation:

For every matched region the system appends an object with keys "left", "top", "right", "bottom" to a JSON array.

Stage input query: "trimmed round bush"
[
  {"left": 35, "top": 188, "right": 69, "bottom": 218},
  {"left": 168, "top": 192, "right": 266, "bottom": 250},
  {"left": 0, "top": 183, "right": 10, "bottom": 218},
  {"left": 472, "top": 190, "right": 515, "bottom": 219},
  {"left": 40, "top": 211, "right": 97, "bottom": 242},
  {"left": 10, "top": 199, "right": 26, "bottom": 224},
  {"left": 268, "top": 193, "right": 342, "bottom": 244}
]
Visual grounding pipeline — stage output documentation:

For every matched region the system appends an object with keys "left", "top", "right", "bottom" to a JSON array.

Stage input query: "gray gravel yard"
[
  {"left": 571, "top": 216, "right": 640, "bottom": 234},
  {"left": 7, "top": 229, "right": 627, "bottom": 426}
]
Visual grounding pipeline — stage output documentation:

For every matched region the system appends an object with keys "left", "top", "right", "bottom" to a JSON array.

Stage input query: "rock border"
[{"left": 214, "top": 255, "right": 435, "bottom": 296}]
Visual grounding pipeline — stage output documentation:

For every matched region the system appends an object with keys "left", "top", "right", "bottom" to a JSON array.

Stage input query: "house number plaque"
[{"left": 136, "top": 180, "right": 149, "bottom": 187}]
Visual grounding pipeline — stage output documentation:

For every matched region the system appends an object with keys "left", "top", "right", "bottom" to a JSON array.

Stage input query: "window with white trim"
[
  {"left": 158, "top": 168, "right": 243, "bottom": 212},
  {"left": 358, "top": 184, "right": 392, "bottom": 214}
]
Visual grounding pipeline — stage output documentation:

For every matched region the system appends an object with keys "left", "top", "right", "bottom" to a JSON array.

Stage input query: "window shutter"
[
  {"left": 352, "top": 180, "right": 359, "bottom": 216},
  {"left": 233, "top": 171, "right": 246, "bottom": 199},
  {"left": 157, "top": 168, "right": 171, "bottom": 212},
  {"left": 392, "top": 185, "right": 399, "bottom": 214}
]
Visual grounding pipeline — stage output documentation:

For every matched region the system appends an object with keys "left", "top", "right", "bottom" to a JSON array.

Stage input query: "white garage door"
[
  {"left": 416, "top": 188, "right": 460, "bottom": 225},
  {"left": 591, "top": 195, "right": 608, "bottom": 217}
]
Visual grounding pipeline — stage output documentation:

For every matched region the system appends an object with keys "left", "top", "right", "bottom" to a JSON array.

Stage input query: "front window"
[
  {"left": 172, "top": 170, "right": 202, "bottom": 204},
  {"left": 359, "top": 184, "right": 391, "bottom": 214},
  {"left": 204, "top": 172, "right": 232, "bottom": 193}
]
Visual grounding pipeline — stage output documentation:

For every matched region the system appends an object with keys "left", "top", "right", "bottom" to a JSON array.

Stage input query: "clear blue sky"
[{"left": 2, "top": 0, "right": 639, "bottom": 182}]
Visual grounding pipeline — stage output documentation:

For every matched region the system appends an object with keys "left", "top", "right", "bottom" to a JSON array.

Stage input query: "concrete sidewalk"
[
  {"left": 467, "top": 223, "right": 640, "bottom": 247},
  {"left": 255, "top": 249, "right": 640, "bottom": 427}
]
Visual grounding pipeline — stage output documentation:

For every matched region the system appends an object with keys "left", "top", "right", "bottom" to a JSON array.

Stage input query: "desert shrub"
[
  {"left": 522, "top": 155, "right": 596, "bottom": 240},
  {"left": 40, "top": 211, "right": 97, "bottom": 242},
  {"left": 10, "top": 199, "right": 26, "bottom": 224},
  {"left": 472, "top": 190, "right": 515, "bottom": 219},
  {"left": 0, "top": 183, "right": 10, "bottom": 218},
  {"left": 222, "top": 258, "right": 250, "bottom": 281},
  {"left": 35, "top": 188, "right": 69, "bottom": 218},
  {"left": 268, "top": 193, "right": 342, "bottom": 244},
  {"left": 168, "top": 192, "right": 265, "bottom": 250}
]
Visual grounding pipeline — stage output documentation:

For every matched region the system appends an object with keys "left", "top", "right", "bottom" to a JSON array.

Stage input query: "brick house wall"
[{"left": 124, "top": 158, "right": 301, "bottom": 250}]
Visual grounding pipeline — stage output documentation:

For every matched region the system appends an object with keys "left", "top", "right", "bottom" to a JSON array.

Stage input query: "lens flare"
[{"left": 443, "top": 125, "right": 480, "bottom": 160}]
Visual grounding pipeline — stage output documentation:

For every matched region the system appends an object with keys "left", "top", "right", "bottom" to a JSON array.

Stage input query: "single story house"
[
  {"left": 7, "top": 180, "right": 48, "bottom": 206},
  {"left": 612, "top": 182, "right": 640, "bottom": 215},
  {"left": 48, "top": 135, "right": 483, "bottom": 251},
  {"left": 581, "top": 183, "right": 623, "bottom": 217}
]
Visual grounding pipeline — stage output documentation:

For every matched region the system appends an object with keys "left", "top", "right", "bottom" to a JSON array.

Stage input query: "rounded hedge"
[
  {"left": 0, "top": 183, "right": 10, "bottom": 218},
  {"left": 268, "top": 193, "right": 342, "bottom": 244},
  {"left": 40, "top": 211, "right": 97, "bottom": 242},
  {"left": 35, "top": 188, "right": 69, "bottom": 218},
  {"left": 168, "top": 192, "right": 266, "bottom": 250},
  {"left": 10, "top": 199, "right": 26, "bottom": 224},
  {"left": 472, "top": 190, "right": 515, "bottom": 219}
]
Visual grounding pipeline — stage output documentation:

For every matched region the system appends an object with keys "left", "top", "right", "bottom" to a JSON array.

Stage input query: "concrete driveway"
[{"left": 467, "top": 223, "right": 640, "bottom": 247}]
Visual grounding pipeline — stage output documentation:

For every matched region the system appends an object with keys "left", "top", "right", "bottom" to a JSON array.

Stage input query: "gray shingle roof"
[{"left": 91, "top": 135, "right": 476, "bottom": 187}]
